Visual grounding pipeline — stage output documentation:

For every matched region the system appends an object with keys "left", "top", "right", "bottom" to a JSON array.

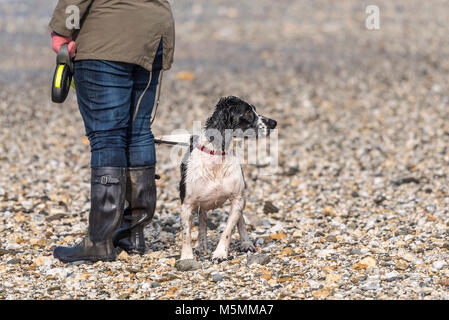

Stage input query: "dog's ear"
[{"left": 205, "top": 104, "right": 231, "bottom": 133}]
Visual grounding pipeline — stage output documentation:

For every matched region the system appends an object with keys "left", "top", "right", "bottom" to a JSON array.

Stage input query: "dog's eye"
[{"left": 241, "top": 111, "right": 253, "bottom": 123}]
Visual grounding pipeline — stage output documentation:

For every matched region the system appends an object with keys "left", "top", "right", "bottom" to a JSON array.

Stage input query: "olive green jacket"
[{"left": 49, "top": 0, "right": 175, "bottom": 71}]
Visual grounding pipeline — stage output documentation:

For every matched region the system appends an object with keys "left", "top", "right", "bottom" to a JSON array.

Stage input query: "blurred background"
[{"left": 1, "top": 0, "right": 449, "bottom": 299}]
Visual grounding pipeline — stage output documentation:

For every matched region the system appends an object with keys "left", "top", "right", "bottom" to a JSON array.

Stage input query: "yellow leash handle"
[{"left": 54, "top": 65, "right": 65, "bottom": 88}]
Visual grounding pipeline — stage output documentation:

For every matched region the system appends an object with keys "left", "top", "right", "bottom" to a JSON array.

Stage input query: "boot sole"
[
  {"left": 116, "top": 245, "right": 146, "bottom": 255},
  {"left": 54, "top": 251, "right": 116, "bottom": 264}
]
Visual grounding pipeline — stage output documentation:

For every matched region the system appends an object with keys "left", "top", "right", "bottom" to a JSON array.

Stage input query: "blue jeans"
[{"left": 73, "top": 43, "right": 163, "bottom": 168}]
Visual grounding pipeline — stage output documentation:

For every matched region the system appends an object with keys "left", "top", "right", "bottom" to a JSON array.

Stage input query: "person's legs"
[
  {"left": 75, "top": 60, "right": 134, "bottom": 168},
  {"left": 113, "top": 41, "right": 163, "bottom": 254},
  {"left": 54, "top": 60, "right": 134, "bottom": 263}
]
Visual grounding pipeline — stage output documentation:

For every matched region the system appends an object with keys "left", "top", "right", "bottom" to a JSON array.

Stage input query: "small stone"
[
  {"left": 263, "top": 201, "right": 280, "bottom": 214},
  {"left": 270, "top": 231, "right": 286, "bottom": 240},
  {"left": 373, "top": 194, "right": 386, "bottom": 205},
  {"left": 395, "top": 259, "right": 409, "bottom": 270},
  {"left": 47, "top": 286, "right": 62, "bottom": 292},
  {"left": 166, "top": 257, "right": 176, "bottom": 267},
  {"left": 325, "top": 235, "right": 337, "bottom": 242},
  {"left": 259, "top": 219, "right": 271, "bottom": 227},
  {"left": 0, "top": 249, "right": 13, "bottom": 257},
  {"left": 312, "top": 289, "right": 330, "bottom": 298},
  {"left": 322, "top": 206, "right": 334, "bottom": 216},
  {"left": 175, "top": 259, "right": 202, "bottom": 272},
  {"left": 211, "top": 273, "right": 223, "bottom": 283},
  {"left": 278, "top": 276, "right": 292, "bottom": 283},
  {"left": 395, "top": 229, "right": 410, "bottom": 236},
  {"left": 247, "top": 254, "right": 271, "bottom": 266},
  {"left": 437, "top": 278, "right": 449, "bottom": 287},
  {"left": 361, "top": 282, "right": 381, "bottom": 291},
  {"left": 353, "top": 263, "right": 368, "bottom": 270},
  {"left": 118, "top": 251, "right": 129, "bottom": 260},
  {"left": 161, "top": 273, "right": 178, "bottom": 282},
  {"left": 203, "top": 267, "right": 215, "bottom": 276},
  {"left": 292, "top": 230, "right": 301, "bottom": 238},
  {"left": 7, "top": 258, "right": 21, "bottom": 265},
  {"left": 281, "top": 247, "right": 293, "bottom": 255},
  {"left": 432, "top": 260, "right": 445, "bottom": 271},
  {"left": 360, "top": 256, "right": 376, "bottom": 268},
  {"left": 397, "top": 249, "right": 415, "bottom": 262},
  {"left": 151, "top": 282, "right": 161, "bottom": 288},
  {"left": 45, "top": 213, "right": 68, "bottom": 222},
  {"left": 347, "top": 223, "right": 357, "bottom": 230},
  {"left": 33, "top": 256, "right": 52, "bottom": 267},
  {"left": 384, "top": 271, "right": 399, "bottom": 282},
  {"left": 392, "top": 177, "right": 420, "bottom": 186},
  {"left": 308, "top": 280, "right": 321, "bottom": 289},
  {"left": 325, "top": 273, "right": 341, "bottom": 283},
  {"left": 350, "top": 248, "right": 363, "bottom": 255},
  {"left": 282, "top": 167, "right": 299, "bottom": 176}
]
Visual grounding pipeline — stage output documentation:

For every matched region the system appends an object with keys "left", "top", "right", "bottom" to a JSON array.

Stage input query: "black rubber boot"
[
  {"left": 112, "top": 166, "right": 156, "bottom": 254},
  {"left": 53, "top": 167, "right": 126, "bottom": 263}
]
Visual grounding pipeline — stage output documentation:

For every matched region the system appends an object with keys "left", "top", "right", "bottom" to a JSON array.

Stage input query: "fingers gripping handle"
[{"left": 57, "top": 44, "right": 74, "bottom": 73}]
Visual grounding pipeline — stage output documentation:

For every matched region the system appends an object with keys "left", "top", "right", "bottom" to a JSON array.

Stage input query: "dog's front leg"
[
  {"left": 180, "top": 203, "right": 194, "bottom": 260},
  {"left": 237, "top": 214, "right": 255, "bottom": 252},
  {"left": 196, "top": 209, "right": 208, "bottom": 254},
  {"left": 212, "top": 197, "right": 244, "bottom": 261}
]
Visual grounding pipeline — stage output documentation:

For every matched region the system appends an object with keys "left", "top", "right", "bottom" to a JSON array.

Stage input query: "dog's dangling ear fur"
[
  {"left": 204, "top": 98, "right": 236, "bottom": 150},
  {"left": 205, "top": 98, "right": 233, "bottom": 133}
]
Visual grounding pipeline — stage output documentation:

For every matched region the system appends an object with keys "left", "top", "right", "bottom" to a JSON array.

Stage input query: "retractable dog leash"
[{"left": 51, "top": 44, "right": 75, "bottom": 103}]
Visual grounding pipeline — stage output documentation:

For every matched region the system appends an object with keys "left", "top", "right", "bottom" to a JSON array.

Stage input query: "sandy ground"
[{"left": 1, "top": 0, "right": 449, "bottom": 299}]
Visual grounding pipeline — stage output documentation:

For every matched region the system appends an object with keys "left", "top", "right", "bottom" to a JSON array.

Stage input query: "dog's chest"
[{"left": 185, "top": 152, "right": 244, "bottom": 210}]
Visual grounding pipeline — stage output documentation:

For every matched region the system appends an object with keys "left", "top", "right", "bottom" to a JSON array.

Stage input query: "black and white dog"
[{"left": 179, "top": 96, "right": 277, "bottom": 261}]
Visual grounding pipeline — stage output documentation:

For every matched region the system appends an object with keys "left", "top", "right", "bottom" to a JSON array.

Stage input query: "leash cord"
[
  {"left": 150, "top": 70, "right": 164, "bottom": 126},
  {"left": 150, "top": 71, "right": 190, "bottom": 147},
  {"left": 154, "top": 138, "right": 190, "bottom": 147}
]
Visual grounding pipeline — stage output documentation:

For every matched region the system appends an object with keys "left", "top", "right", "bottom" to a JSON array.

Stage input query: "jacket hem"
[{"left": 74, "top": 53, "right": 172, "bottom": 72}]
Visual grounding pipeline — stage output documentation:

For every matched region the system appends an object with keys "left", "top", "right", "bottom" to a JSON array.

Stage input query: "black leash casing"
[{"left": 51, "top": 44, "right": 74, "bottom": 103}]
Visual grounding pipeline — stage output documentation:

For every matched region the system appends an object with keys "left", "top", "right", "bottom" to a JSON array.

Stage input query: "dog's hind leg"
[
  {"left": 180, "top": 203, "right": 194, "bottom": 260},
  {"left": 196, "top": 209, "right": 208, "bottom": 255},
  {"left": 237, "top": 214, "right": 255, "bottom": 252},
  {"left": 212, "top": 197, "right": 244, "bottom": 261}
]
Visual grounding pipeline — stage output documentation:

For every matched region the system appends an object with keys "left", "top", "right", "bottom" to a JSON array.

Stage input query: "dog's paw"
[
  {"left": 240, "top": 241, "right": 256, "bottom": 253},
  {"left": 180, "top": 252, "right": 195, "bottom": 261},
  {"left": 194, "top": 247, "right": 208, "bottom": 256},
  {"left": 212, "top": 248, "right": 229, "bottom": 262},
  {"left": 212, "top": 256, "right": 230, "bottom": 264},
  {"left": 194, "top": 242, "right": 208, "bottom": 256}
]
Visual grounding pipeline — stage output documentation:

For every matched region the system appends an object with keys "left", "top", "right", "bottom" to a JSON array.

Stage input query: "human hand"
[{"left": 51, "top": 32, "right": 76, "bottom": 58}]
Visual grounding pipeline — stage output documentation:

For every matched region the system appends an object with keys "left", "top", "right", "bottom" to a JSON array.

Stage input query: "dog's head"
[{"left": 205, "top": 96, "right": 277, "bottom": 139}]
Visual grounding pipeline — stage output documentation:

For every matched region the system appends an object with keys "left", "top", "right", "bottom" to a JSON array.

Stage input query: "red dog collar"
[{"left": 196, "top": 145, "right": 226, "bottom": 156}]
